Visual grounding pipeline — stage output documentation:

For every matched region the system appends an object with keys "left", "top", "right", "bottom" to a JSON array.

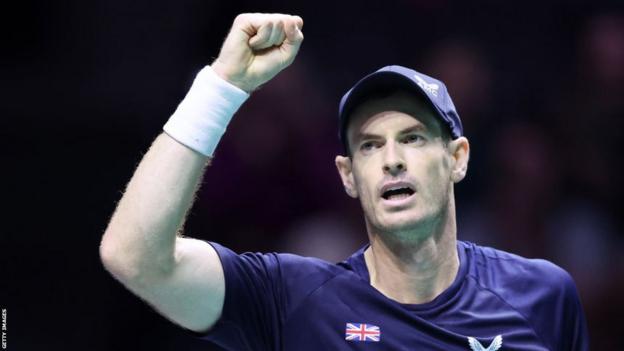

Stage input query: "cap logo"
[{"left": 414, "top": 74, "right": 439, "bottom": 97}]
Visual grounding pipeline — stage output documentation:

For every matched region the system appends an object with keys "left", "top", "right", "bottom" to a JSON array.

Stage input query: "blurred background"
[{"left": 1, "top": 0, "right": 623, "bottom": 349}]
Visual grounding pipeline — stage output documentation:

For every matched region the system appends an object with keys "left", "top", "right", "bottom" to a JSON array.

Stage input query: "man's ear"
[
  {"left": 335, "top": 155, "right": 358, "bottom": 198},
  {"left": 449, "top": 137, "right": 470, "bottom": 183}
]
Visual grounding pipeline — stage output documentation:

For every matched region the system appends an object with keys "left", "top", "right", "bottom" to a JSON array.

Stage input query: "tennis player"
[{"left": 100, "top": 13, "right": 589, "bottom": 350}]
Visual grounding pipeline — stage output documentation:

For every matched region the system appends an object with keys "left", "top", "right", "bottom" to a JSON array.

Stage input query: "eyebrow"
[
  {"left": 398, "top": 124, "right": 427, "bottom": 135},
  {"left": 355, "top": 123, "right": 427, "bottom": 141}
]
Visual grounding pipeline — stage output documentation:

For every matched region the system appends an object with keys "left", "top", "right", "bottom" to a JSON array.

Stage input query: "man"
[{"left": 100, "top": 13, "right": 588, "bottom": 350}]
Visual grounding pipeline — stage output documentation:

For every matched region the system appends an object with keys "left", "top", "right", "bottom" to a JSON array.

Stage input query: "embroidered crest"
[{"left": 345, "top": 323, "right": 381, "bottom": 342}]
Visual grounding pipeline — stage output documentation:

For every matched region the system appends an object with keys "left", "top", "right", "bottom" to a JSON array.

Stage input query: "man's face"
[{"left": 336, "top": 91, "right": 468, "bottom": 239}]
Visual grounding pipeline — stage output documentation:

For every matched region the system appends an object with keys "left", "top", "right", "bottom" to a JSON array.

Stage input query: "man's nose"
[{"left": 382, "top": 142, "right": 406, "bottom": 176}]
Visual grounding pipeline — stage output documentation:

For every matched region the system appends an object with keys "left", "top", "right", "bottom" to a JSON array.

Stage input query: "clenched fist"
[{"left": 211, "top": 13, "right": 304, "bottom": 92}]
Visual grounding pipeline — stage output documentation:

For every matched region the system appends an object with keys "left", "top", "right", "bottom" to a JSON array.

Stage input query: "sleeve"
[
  {"left": 558, "top": 271, "right": 590, "bottom": 351},
  {"left": 189, "top": 242, "right": 287, "bottom": 351},
  {"left": 522, "top": 260, "right": 590, "bottom": 351}
]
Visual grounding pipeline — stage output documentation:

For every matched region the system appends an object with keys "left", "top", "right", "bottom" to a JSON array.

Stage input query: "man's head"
[{"left": 335, "top": 66, "right": 470, "bottom": 241}]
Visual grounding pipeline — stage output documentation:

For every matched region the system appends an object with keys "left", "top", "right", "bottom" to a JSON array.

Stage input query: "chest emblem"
[
  {"left": 467, "top": 335, "right": 503, "bottom": 351},
  {"left": 345, "top": 323, "right": 381, "bottom": 342}
]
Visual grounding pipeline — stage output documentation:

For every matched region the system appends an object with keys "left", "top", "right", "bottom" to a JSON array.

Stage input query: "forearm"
[
  {"left": 100, "top": 63, "right": 249, "bottom": 283},
  {"left": 100, "top": 133, "right": 209, "bottom": 282}
]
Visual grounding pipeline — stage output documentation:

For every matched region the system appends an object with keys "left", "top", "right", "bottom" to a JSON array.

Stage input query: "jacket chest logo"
[
  {"left": 345, "top": 323, "right": 381, "bottom": 342},
  {"left": 467, "top": 335, "right": 503, "bottom": 351}
]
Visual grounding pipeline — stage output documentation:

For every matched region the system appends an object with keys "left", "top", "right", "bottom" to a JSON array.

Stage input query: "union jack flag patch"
[{"left": 345, "top": 322, "right": 381, "bottom": 342}]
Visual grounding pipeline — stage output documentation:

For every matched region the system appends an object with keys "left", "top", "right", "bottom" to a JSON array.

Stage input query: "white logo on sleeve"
[
  {"left": 467, "top": 335, "right": 503, "bottom": 351},
  {"left": 413, "top": 75, "right": 439, "bottom": 97}
]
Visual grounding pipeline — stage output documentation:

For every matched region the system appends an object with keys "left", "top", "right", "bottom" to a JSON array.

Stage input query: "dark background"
[{"left": 2, "top": 0, "right": 623, "bottom": 349}]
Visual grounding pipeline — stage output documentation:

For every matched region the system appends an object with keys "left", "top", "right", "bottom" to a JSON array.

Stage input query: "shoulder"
[
  {"left": 460, "top": 241, "right": 588, "bottom": 350},
  {"left": 209, "top": 241, "right": 350, "bottom": 297},
  {"left": 461, "top": 241, "right": 576, "bottom": 296},
  {"left": 210, "top": 242, "right": 345, "bottom": 277}
]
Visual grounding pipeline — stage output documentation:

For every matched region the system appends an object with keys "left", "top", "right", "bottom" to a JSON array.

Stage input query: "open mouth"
[{"left": 381, "top": 186, "right": 415, "bottom": 201}]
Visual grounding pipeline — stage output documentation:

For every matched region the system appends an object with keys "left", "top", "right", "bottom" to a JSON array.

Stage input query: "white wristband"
[{"left": 163, "top": 65, "right": 249, "bottom": 156}]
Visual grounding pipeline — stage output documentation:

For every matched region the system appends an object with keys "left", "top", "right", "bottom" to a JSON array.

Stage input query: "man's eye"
[
  {"left": 402, "top": 134, "right": 423, "bottom": 144},
  {"left": 361, "top": 141, "right": 377, "bottom": 151}
]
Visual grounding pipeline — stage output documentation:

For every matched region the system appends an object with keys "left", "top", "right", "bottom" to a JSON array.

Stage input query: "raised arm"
[{"left": 99, "top": 13, "right": 304, "bottom": 333}]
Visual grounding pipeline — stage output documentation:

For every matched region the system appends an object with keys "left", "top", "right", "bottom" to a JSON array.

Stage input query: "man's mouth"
[
  {"left": 380, "top": 183, "right": 415, "bottom": 201},
  {"left": 382, "top": 187, "right": 415, "bottom": 200}
]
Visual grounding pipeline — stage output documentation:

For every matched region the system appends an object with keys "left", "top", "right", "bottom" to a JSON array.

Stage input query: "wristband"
[{"left": 163, "top": 65, "right": 249, "bottom": 156}]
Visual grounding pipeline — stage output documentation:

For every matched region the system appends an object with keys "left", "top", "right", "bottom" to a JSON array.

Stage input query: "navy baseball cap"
[{"left": 338, "top": 65, "right": 463, "bottom": 152}]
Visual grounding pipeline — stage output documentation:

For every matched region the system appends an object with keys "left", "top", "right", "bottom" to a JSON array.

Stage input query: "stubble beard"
[{"left": 365, "top": 190, "right": 452, "bottom": 251}]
